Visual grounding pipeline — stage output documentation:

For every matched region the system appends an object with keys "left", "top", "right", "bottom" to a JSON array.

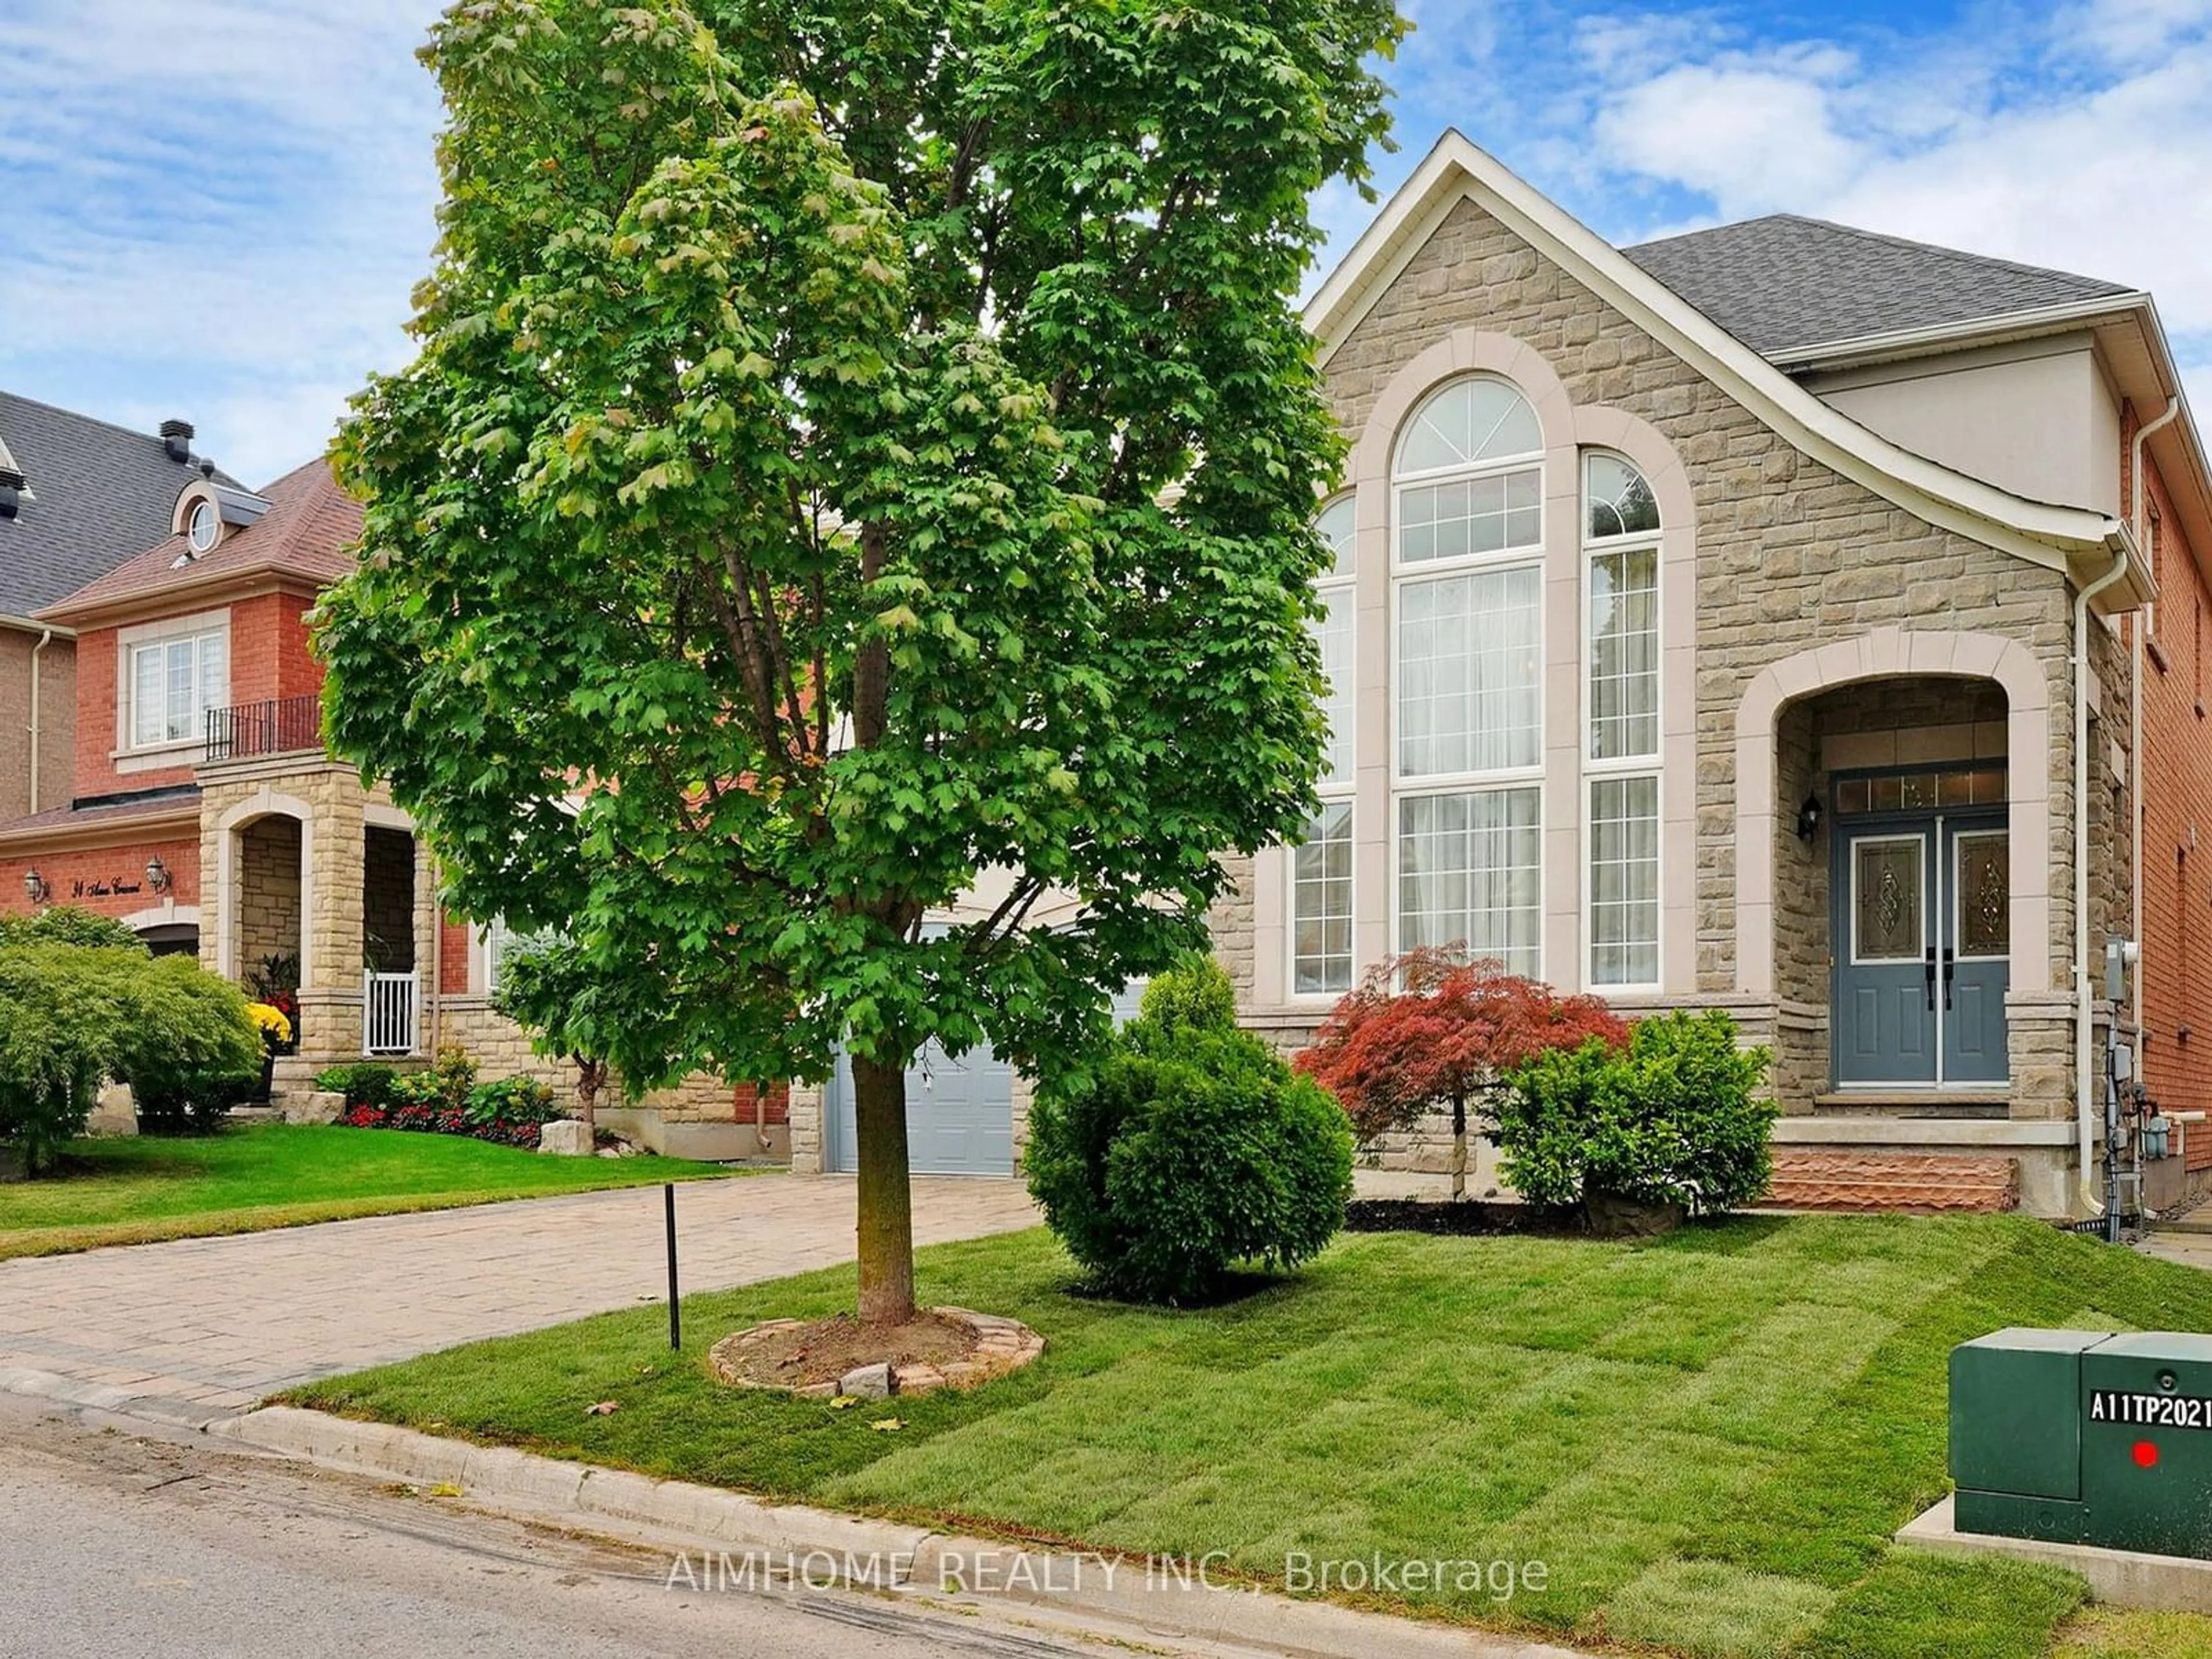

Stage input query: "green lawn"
[
  {"left": 0, "top": 1124, "right": 736, "bottom": 1260},
  {"left": 288, "top": 1213, "right": 2212, "bottom": 1658}
]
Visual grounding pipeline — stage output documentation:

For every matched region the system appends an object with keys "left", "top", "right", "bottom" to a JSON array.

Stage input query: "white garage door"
[
  {"left": 825, "top": 980, "right": 1146, "bottom": 1177},
  {"left": 825, "top": 1040, "right": 1015, "bottom": 1177}
]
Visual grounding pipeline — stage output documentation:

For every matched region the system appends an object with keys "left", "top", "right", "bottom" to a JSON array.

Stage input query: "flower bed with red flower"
[{"left": 323, "top": 1045, "right": 564, "bottom": 1151}]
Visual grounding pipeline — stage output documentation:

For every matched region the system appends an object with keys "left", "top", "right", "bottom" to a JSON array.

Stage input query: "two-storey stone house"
[
  {"left": 1226, "top": 132, "right": 2212, "bottom": 1215},
  {"left": 787, "top": 134, "right": 2212, "bottom": 1215}
]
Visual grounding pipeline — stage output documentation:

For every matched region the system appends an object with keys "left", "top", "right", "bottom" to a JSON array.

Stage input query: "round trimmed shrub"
[
  {"left": 1497, "top": 1009, "right": 1776, "bottom": 1219},
  {"left": 115, "top": 955, "right": 266, "bottom": 1137},
  {"left": 1025, "top": 957, "right": 1354, "bottom": 1304}
]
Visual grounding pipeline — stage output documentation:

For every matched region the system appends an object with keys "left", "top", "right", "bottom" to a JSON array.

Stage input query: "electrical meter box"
[{"left": 1951, "top": 1328, "right": 2212, "bottom": 1558}]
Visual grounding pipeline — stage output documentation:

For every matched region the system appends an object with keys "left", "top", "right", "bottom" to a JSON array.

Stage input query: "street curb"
[
  {"left": 0, "top": 1364, "right": 234, "bottom": 1430},
  {"left": 210, "top": 1406, "right": 1582, "bottom": 1659}
]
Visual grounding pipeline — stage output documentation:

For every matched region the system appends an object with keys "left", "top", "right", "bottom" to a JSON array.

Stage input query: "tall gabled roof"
[
  {"left": 1303, "top": 131, "right": 2144, "bottom": 605},
  {"left": 43, "top": 457, "right": 360, "bottom": 624},
  {"left": 0, "top": 391, "right": 237, "bottom": 618},
  {"left": 1622, "top": 214, "right": 2138, "bottom": 358}
]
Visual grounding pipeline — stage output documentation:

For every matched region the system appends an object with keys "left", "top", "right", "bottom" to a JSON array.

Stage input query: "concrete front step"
[{"left": 1767, "top": 1150, "right": 2020, "bottom": 1213}]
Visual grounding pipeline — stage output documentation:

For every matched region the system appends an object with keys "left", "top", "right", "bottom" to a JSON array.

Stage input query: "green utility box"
[{"left": 1952, "top": 1328, "right": 2212, "bottom": 1557}]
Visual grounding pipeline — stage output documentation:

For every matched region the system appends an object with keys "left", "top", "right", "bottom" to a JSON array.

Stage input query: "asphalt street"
[{"left": 0, "top": 1399, "right": 1190, "bottom": 1659}]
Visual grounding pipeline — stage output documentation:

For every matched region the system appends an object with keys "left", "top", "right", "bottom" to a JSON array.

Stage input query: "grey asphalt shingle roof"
[
  {"left": 0, "top": 392, "right": 237, "bottom": 618},
  {"left": 1622, "top": 214, "right": 2137, "bottom": 358}
]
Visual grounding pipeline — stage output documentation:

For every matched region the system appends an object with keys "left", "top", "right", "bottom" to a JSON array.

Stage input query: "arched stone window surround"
[
  {"left": 1569, "top": 408, "right": 1696, "bottom": 991},
  {"left": 213, "top": 789, "right": 317, "bottom": 990},
  {"left": 1732, "top": 628, "right": 2053, "bottom": 998},
  {"left": 1248, "top": 328, "right": 1699, "bottom": 1006},
  {"left": 117, "top": 903, "right": 200, "bottom": 935}
]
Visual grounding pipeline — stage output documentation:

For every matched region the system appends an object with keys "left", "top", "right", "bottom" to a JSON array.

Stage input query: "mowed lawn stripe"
[{"left": 290, "top": 1215, "right": 2212, "bottom": 1657}]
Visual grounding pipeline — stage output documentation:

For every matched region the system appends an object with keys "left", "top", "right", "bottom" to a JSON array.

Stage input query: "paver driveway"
[{"left": 0, "top": 1175, "right": 1039, "bottom": 1426}]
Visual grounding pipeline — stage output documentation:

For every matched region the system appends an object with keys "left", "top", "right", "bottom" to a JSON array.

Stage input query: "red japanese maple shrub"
[{"left": 1296, "top": 948, "right": 1629, "bottom": 1200}]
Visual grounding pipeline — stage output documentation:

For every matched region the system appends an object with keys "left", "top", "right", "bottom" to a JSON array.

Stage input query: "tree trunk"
[
  {"left": 851, "top": 1052, "right": 917, "bottom": 1327},
  {"left": 1449, "top": 1091, "right": 1468, "bottom": 1203},
  {"left": 573, "top": 1056, "right": 605, "bottom": 1137}
]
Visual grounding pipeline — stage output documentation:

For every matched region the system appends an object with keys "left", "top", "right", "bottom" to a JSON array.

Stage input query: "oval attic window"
[{"left": 188, "top": 499, "right": 219, "bottom": 554}]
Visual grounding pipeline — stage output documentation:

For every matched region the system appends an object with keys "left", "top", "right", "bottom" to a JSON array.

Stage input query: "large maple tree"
[{"left": 317, "top": 0, "right": 1404, "bottom": 1322}]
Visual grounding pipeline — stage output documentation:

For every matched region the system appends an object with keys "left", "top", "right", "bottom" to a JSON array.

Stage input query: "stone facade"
[
  {"left": 194, "top": 753, "right": 773, "bottom": 1158},
  {"left": 233, "top": 816, "right": 302, "bottom": 988},
  {"left": 1205, "top": 191, "right": 2141, "bottom": 1217}
]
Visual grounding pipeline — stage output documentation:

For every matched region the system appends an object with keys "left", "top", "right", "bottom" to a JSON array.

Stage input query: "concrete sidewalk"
[{"left": 0, "top": 1175, "right": 1039, "bottom": 1425}]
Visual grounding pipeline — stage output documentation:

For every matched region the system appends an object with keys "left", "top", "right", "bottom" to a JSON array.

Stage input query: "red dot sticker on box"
[{"left": 2133, "top": 1440, "right": 2160, "bottom": 1468}]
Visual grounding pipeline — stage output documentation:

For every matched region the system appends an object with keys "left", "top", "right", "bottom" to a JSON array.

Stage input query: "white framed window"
[
  {"left": 187, "top": 498, "right": 220, "bottom": 554},
  {"left": 126, "top": 625, "right": 228, "bottom": 750},
  {"left": 1397, "top": 787, "right": 1541, "bottom": 973},
  {"left": 1589, "top": 775, "right": 1659, "bottom": 986},
  {"left": 483, "top": 916, "right": 558, "bottom": 995},
  {"left": 1583, "top": 453, "right": 1661, "bottom": 987},
  {"left": 1390, "top": 376, "right": 1546, "bottom": 974},
  {"left": 1291, "top": 497, "right": 1359, "bottom": 997},
  {"left": 1398, "top": 565, "right": 1541, "bottom": 777},
  {"left": 1292, "top": 799, "right": 1354, "bottom": 994},
  {"left": 1312, "top": 496, "right": 1357, "bottom": 789}
]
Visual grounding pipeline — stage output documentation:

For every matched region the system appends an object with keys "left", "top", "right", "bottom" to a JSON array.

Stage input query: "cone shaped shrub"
[{"left": 1025, "top": 956, "right": 1353, "bottom": 1304}]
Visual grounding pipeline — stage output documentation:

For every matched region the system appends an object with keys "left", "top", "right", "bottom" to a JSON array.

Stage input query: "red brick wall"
[
  {"left": 2131, "top": 430, "right": 2212, "bottom": 1168},
  {"left": 0, "top": 833, "right": 202, "bottom": 922},
  {"left": 229, "top": 591, "right": 325, "bottom": 705},
  {"left": 440, "top": 915, "right": 473, "bottom": 995},
  {"left": 69, "top": 589, "right": 322, "bottom": 803},
  {"left": 732, "top": 1080, "right": 789, "bottom": 1126}
]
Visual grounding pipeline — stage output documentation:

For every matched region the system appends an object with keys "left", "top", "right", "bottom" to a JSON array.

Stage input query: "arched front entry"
[
  {"left": 1734, "top": 629, "right": 2054, "bottom": 1104},
  {"left": 119, "top": 904, "right": 202, "bottom": 959}
]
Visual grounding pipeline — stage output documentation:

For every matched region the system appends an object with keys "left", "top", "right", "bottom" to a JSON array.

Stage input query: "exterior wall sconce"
[
  {"left": 145, "top": 857, "right": 172, "bottom": 895},
  {"left": 1796, "top": 793, "right": 1823, "bottom": 842},
  {"left": 23, "top": 869, "right": 51, "bottom": 905}
]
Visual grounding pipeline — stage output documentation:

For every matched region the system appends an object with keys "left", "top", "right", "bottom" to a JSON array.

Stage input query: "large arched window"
[
  {"left": 1392, "top": 376, "right": 1543, "bottom": 975},
  {"left": 1584, "top": 452, "right": 1661, "bottom": 987},
  {"left": 1292, "top": 497, "right": 1357, "bottom": 994}
]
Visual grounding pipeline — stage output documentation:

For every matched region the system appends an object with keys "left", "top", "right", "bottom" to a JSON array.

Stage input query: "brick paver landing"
[{"left": 0, "top": 1175, "right": 1039, "bottom": 1425}]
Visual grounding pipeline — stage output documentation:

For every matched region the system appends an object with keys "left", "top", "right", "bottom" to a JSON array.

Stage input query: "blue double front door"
[{"left": 1832, "top": 811, "right": 2010, "bottom": 1088}]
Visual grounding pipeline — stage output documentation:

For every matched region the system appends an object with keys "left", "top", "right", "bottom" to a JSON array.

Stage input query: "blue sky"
[{"left": 5, "top": 0, "right": 2209, "bottom": 484}]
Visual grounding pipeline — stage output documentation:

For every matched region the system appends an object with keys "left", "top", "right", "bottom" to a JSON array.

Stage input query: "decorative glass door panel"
[
  {"left": 1835, "top": 833, "right": 1936, "bottom": 1086},
  {"left": 1832, "top": 809, "right": 2010, "bottom": 1089}
]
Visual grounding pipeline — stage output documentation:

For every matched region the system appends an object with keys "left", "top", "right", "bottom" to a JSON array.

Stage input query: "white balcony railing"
[{"left": 363, "top": 971, "right": 420, "bottom": 1056}]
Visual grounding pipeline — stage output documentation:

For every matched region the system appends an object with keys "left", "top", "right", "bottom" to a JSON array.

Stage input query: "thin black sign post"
[{"left": 664, "top": 1183, "right": 681, "bottom": 1351}]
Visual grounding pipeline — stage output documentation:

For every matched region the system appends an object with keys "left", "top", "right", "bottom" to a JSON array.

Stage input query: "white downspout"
[
  {"left": 2077, "top": 546, "right": 2133, "bottom": 1214},
  {"left": 2130, "top": 397, "right": 2183, "bottom": 1103},
  {"left": 26, "top": 627, "right": 53, "bottom": 815}
]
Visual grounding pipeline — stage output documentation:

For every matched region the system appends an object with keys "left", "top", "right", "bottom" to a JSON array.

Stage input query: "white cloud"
[
  {"left": 1596, "top": 64, "right": 1862, "bottom": 215},
  {"left": 1560, "top": 4, "right": 2212, "bottom": 424},
  {"left": 0, "top": 1, "right": 442, "bottom": 483}
]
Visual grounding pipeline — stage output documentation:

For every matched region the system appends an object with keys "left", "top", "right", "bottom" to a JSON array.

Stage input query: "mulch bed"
[
  {"left": 1344, "top": 1195, "right": 1690, "bottom": 1240},
  {"left": 1343, "top": 1197, "right": 1543, "bottom": 1236},
  {"left": 713, "top": 1311, "right": 978, "bottom": 1391}
]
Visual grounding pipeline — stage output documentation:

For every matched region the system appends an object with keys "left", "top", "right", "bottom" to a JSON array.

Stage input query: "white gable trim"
[{"left": 1306, "top": 131, "right": 2142, "bottom": 601}]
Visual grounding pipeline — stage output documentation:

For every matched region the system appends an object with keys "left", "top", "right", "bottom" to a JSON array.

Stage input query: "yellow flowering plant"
[{"left": 245, "top": 1002, "right": 293, "bottom": 1047}]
